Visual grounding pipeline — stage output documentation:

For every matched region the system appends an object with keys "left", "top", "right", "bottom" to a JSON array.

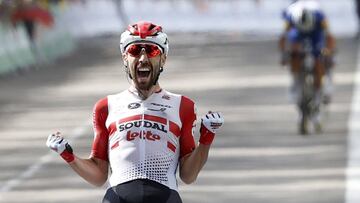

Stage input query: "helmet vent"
[
  {"left": 149, "top": 24, "right": 156, "bottom": 31},
  {"left": 120, "top": 21, "right": 169, "bottom": 55}
]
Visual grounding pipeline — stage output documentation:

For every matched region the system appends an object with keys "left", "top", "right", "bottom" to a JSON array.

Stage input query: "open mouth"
[{"left": 137, "top": 67, "right": 151, "bottom": 79}]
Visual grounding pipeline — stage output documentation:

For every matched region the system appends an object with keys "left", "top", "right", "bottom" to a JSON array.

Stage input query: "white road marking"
[
  {"left": 164, "top": 71, "right": 357, "bottom": 91},
  {"left": 197, "top": 168, "right": 343, "bottom": 179},
  {"left": 0, "top": 121, "right": 90, "bottom": 200},
  {"left": 345, "top": 41, "right": 360, "bottom": 203},
  {"left": 209, "top": 145, "right": 341, "bottom": 158},
  {"left": 180, "top": 180, "right": 343, "bottom": 192}
]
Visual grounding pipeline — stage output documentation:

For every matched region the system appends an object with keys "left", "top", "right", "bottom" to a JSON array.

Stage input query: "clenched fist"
[
  {"left": 199, "top": 112, "right": 224, "bottom": 145},
  {"left": 46, "top": 132, "right": 74, "bottom": 163}
]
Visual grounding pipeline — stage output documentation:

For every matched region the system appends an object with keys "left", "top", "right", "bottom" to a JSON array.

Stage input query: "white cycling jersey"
[{"left": 90, "top": 87, "right": 197, "bottom": 191}]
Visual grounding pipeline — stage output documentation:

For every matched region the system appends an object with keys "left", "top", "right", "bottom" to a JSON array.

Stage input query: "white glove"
[
  {"left": 201, "top": 111, "right": 224, "bottom": 133},
  {"left": 46, "top": 132, "right": 68, "bottom": 154},
  {"left": 46, "top": 132, "right": 74, "bottom": 162},
  {"left": 199, "top": 111, "right": 224, "bottom": 145}
]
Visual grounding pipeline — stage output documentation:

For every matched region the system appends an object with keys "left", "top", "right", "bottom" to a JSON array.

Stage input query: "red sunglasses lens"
[
  {"left": 127, "top": 44, "right": 142, "bottom": 56},
  {"left": 127, "top": 44, "right": 161, "bottom": 58},
  {"left": 145, "top": 45, "right": 161, "bottom": 57}
]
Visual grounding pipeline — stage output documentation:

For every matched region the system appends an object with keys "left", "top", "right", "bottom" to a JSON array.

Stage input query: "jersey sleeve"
[
  {"left": 90, "top": 97, "right": 109, "bottom": 162},
  {"left": 282, "top": 9, "right": 291, "bottom": 22},
  {"left": 281, "top": 9, "right": 287, "bottom": 20},
  {"left": 179, "top": 96, "right": 196, "bottom": 159},
  {"left": 316, "top": 10, "right": 325, "bottom": 22},
  {"left": 316, "top": 11, "right": 328, "bottom": 30}
]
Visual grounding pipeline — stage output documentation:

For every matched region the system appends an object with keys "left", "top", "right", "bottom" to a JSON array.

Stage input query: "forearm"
[
  {"left": 322, "top": 21, "right": 336, "bottom": 51},
  {"left": 46, "top": 131, "right": 109, "bottom": 187},
  {"left": 279, "top": 34, "right": 287, "bottom": 52},
  {"left": 279, "top": 24, "right": 290, "bottom": 52},
  {"left": 326, "top": 34, "right": 336, "bottom": 51},
  {"left": 68, "top": 157, "right": 108, "bottom": 187},
  {"left": 180, "top": 144, "right": 210, "bottom": 184},
  {"left": 179, "top": 111, "right": 224, "bottom": 184}
]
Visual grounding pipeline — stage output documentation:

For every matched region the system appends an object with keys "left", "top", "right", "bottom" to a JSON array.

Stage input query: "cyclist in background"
[
  {"left": 46, "top": 21, "right": 224, "bottom": 203},
  {"left": 279, "top": 0, "right": 336, "bottom": 130}
]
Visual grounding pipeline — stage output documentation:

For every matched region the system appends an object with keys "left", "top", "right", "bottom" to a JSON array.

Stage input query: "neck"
[{"left": 133, "top": 83, "right": 161, "bottom": 100}]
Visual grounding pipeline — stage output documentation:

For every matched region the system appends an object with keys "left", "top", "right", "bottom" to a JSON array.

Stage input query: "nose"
[{"left": 138, "top": 48, "right": 149, "bottom": 62}]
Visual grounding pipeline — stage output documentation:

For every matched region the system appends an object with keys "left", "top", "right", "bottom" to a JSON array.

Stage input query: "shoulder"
[
  {"left": 282, "top": 9, "right": 290, "bottom": 21},
  {"left": 161, "top": 89, "right": 180, "bottom": 98},
  {"left": 108, "top": 89, "right": 130, "bottom": 100},
  {"left": 162, "top": 90, "right": 193, "bottom": 100},
  {"left": 162, "top": 90, "right": 195, "bottom": 106},
  {"left": 95, "top": 90, "right": 129, "bottom": 111},
  {"left": 93, "top": 97, "right": 109, "bottom": 114},
  {"left": 104, "top": 90, "right": 131, "bottom": 106},
  {"left": 314, "top": 10, "right": 325, "bottom": 21},
  {"left": 180, "top": 95, "right": 195, "bottom": 107},
  {"left": 179, "top": 95, "right": 196, "bottom": 119},
  {"left": 284, "top": 2, "right": 299, "bottom": 22}
]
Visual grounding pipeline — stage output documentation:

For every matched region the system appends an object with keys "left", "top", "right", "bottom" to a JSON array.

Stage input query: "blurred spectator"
[
  {"left": 11, "top": 0, "right": 54, "bottom": 63},
  {"left": 0, "top": 0, "right": 14, "bottom": 25},
  {"left": 193, "top": 0, "right": 209, "bottom": 13},
  {"left": 356, "top": 0, "right": 360, "bottom": 38},
  {"left": 113, "top": 0, "right": 128, "bottom": 29}
]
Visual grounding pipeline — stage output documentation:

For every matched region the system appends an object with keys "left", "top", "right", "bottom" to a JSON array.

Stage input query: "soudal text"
[{"left": 119, "top": 120, "right": 167, "bottom": 133}]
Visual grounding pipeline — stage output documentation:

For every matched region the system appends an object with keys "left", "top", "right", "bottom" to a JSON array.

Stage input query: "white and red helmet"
[{"left": 120, "top": 21, "right": 169, "bottom": 55}]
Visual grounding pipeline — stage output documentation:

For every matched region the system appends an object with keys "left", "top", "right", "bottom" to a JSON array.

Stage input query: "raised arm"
[
  {"left": 179, "top": 108, "right": 224, "bottom": 184},
  {"left": 46, "top": 133, "right": 108, "bottom": 186},
  {"left": 46, "top": 97, "right": 110, "bottom": 187}
]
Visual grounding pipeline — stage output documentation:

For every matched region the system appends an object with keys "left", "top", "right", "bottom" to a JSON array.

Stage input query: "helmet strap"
[
  {"left": 153, "top": 57, "right": 163, "bottom": 85},
  {"left": 124, "top": 62, "right": 133, "bottom": 79},
  {"left": 153, "top": 67, "right": 163, "bottom": 85}
]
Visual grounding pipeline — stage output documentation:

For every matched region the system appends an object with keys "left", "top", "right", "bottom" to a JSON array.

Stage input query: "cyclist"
[
  {"left": 46, "top": 21, "right": 224, "bottom": 203},
  {"left": 279, "top": 0, "right": 336, "bottom": 130}
]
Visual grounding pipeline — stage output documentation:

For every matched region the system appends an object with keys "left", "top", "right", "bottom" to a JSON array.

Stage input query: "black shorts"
[{"left": 102, "top": 179, "right": 182, "bottom": 203}]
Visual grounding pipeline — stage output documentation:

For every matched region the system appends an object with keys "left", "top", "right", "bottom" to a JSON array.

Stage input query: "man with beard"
[{"left": 46, "top": 21, "right": 224, "bottom": 203}]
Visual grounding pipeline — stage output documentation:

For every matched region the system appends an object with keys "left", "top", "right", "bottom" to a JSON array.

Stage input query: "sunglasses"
[{"left": 126, "top": 44, "right": 162, "bottom": 58}]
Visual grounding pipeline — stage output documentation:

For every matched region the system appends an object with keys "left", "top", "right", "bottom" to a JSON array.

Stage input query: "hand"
[
  {"left": 321, "top": 48, "right": 333, "bottom": 57},
  {"left": 201, "top": 112, "right": 224, "bottom": 133},
  {"left": 199, "top": 111, "right": 224, "bottom": 145},
  {"left": 46, "top": 132, "right": 74, "bottom": 163}
]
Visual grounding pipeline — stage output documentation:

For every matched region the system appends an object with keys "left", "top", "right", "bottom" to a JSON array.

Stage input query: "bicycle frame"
[{"left": 298, "top": 39, "right": 318, "bottom": 135}]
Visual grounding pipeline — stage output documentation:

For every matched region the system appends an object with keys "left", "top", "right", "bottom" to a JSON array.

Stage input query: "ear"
[
  {"left": 160, "top": 54, "right": 167, "bottom": 67},
  {"left": 122, "top": 53, "right": 128, "bottom": 63}
]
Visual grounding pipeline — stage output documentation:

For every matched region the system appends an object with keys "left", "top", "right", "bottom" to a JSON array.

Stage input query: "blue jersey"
[
  {"left": 282, "top": 7, "right": 327, "bottom": 57},
  {"left": 283, "top": 9, "right": 325, "bottom": 35}
]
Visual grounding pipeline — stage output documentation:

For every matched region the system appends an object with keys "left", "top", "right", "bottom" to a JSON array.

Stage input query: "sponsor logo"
[
  {"left": 162, "top": 94, "right": 170, "bottom": 100},
  {"left": 126, "top": 130, "right": 161, "bottom": 141},
  {"left": 128, "top": 102, "right": 141, "bottom": 109},
  {"left": 147, "top": 108, "right": 167, "bottom": 112},
  {"left": 119, "top": 120, "right": 167, "bottom": 133},
  {"left": 151, "top": 103, "right": 172, "bottom": 108}
]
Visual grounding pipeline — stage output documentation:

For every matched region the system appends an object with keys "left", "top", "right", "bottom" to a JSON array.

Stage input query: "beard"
[{"left": 130, "top": 63, "right": 160, "bottom": 91}]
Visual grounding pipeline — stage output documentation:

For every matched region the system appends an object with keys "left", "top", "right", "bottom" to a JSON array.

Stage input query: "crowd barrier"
[
  {"left": 0, "top": 0, "right": 357, "bottom": 76},
  {"left": 0, "top": 6, "right": 76, "bottom": 76}
]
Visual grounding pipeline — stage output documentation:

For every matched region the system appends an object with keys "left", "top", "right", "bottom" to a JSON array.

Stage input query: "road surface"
[{"left": 0, "top": 33, "right": 358, "bottom": 203}]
